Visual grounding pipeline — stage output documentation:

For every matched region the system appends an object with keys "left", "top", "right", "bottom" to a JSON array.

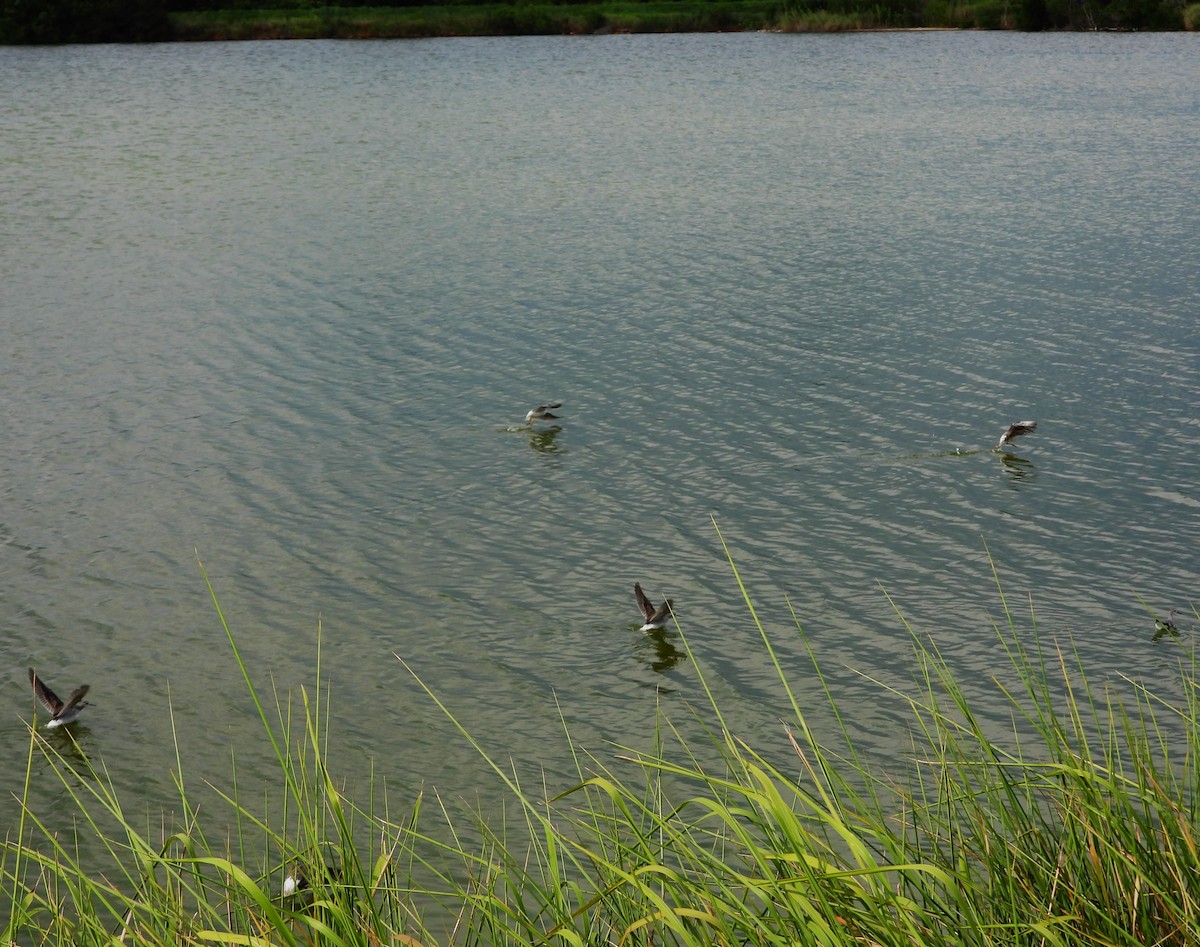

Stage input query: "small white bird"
[
  {"left": 283, "top": 850, "right": 342, "bottom": 900},
  {"left": 282, "top": 870, "right": 305, "bottom": 898},
  {"left": 29, "top": 668, "right": 91, "bottom": 728},
  {"left": 525, "top": 402, "right": 562, "bottom": 424},
  {"left": 635, "top": 583, "right": 674, "bottom": 631},
  {"left": 995, "top": 421, "right": 1037, "bottom": 451}
]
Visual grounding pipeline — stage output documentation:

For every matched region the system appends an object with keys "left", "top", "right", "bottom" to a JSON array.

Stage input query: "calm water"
[{"left": 1, "top": 32, "right": 1197, "bottom": 861}]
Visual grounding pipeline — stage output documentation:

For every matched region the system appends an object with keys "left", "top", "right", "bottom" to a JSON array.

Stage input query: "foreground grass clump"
[{"left": 3, "top": 549, "right": 1199, "bottom": 946}]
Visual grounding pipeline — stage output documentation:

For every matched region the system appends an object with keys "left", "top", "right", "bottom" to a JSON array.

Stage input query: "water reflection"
[
  {"left": 638, "top": 627, "right": 687, "bottom": 674},
  {"left": 2, "top": 32, "right": 1197, "bottom": 875},
  {"left": 996, "top": 453, "right": 1037, "bottom": 484},
  {"left": 527, "top": 426, "right": 564, "bottom": 454},
  {"left": 1151, "top": 623, "right": 1180, "bottom": 643},
  {"left": 36, "top": 729, "right": 97, "bottom": 775}
]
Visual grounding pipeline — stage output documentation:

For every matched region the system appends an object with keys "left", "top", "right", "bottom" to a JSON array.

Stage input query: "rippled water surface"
[{"left": 1, "top": 33, "right": 1197, "bottom": 851}]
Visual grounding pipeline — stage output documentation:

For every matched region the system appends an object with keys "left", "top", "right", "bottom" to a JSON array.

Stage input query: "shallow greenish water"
[{"left": 0, "top": 32, "right": 1196, "bottom": 860}]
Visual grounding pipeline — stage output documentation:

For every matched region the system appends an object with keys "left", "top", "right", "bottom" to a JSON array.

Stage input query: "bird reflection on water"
[
  {"left": 997, "top": 452, "right": 1037, "bottom": 485},
  {"left": 526, "top": 425, "right": 564, "bottom": 453},
  {"left": 638, "top": 626, "right": 687, "bottom": 674}
]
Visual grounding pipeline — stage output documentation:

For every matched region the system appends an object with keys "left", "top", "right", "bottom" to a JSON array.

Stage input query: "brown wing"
[
  {"left": 29, "top": 668, "right": 64, "bottom": 715},
  {"left": 61, "top": 685, "right": 90, "bottom": 715},
  {"left": 634, "top": 583, "right": 656, "bottom": 622},
  {"left": 996, "top": 421, "right": 1037, "bottom": 449}
]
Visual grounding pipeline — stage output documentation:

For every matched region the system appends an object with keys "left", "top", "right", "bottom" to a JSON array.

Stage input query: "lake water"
[{"left": 1, "top": 31, "right": 1197, "bottom": 868}]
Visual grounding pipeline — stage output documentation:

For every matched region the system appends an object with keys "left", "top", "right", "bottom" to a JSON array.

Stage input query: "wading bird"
[
  {"left": 995, "top": 421, "right": 1037, "bottom": 451},
  {"left": 1154, "top": 609, "right": 1179, "bottom": 638},
  {"left": 283, "top": 848, "right": 343, "bottom": 900},
  {"left": 525, "top": 402, "right": 562, "bottom": 424},
  {"left": 635, "top": 582, "right": 674, "bottom": 631},
  {"left": 28, "top": 668, "right": 91, "bottom": 728},
  {"left": 282, "top": 869, "right": 307, "bottom": 898}
]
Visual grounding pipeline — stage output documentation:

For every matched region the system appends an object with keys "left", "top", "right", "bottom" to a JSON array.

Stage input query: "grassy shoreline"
[
  {"left": 4, "top": 542, "right": 1199, "bottom": 946},
  {"left": 168, "top": 2, "right": 891, "bottom": 41},
  {"left": 5, "top": 0, "right": 1196, "bottom": 44},
  {"left": 170, "top": 1, "right": 786, "bottom": 41},
  {"left": 166, "top": 0, "right": 1198, "bottom": 40}
]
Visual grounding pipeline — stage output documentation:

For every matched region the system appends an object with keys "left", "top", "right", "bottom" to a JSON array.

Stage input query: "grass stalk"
[{"left": 3, "top": 537, "right": 1198, "bottom": 945}]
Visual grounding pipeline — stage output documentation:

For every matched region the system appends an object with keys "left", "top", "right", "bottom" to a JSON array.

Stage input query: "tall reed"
[{"left": 3, "top": 541, "right": 1197, "bottom": 946}]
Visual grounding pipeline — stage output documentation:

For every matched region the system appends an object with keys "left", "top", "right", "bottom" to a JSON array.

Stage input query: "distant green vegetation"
[
  {"left": 4, "top": 547, "right": 1199, "bottom": 946},
  {"left": 0, "top": 0, "right": 1194, "bottom": 42},
  {"left": 167, "top": 0, "right": 780, "bottom": 39}
]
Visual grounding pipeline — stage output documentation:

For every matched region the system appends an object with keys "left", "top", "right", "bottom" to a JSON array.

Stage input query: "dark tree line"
[
  {"left": 0, "top": 0, "right": 1191, "bottom": 44},
  {"left": 1016, "top": 0, "right": 1186, "bottom": 27},
  {"left": 0, "top": 0, "right": 171, "bottom": 41}
]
